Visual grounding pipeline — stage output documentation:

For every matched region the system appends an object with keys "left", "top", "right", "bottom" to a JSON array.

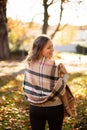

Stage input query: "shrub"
[{"left": 76, "top": 45, "right": 87, "bottom": 54}]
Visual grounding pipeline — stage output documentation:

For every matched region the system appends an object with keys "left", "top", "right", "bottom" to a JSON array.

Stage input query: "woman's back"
[{"left": 23, "top": 57, "right": 64, "bottom": 106}]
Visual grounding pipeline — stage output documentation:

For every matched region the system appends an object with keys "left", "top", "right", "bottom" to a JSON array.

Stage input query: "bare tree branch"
[{"left": 51, "top": 0, "right": 64, "bottom": 39}]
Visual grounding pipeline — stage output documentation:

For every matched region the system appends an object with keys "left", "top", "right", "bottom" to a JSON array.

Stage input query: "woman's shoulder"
[{"left": 45, "top": 59, "right": 57, "bottom": 68}]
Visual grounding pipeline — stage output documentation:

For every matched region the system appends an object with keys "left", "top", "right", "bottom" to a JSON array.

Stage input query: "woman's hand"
[{"left": 58, "top": 63, "right": 68, "bottom": 77}]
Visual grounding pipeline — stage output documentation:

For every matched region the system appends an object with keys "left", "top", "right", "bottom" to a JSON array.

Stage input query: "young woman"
[{"left": 23, "top": 35, "right": 72, "bottom": 130}]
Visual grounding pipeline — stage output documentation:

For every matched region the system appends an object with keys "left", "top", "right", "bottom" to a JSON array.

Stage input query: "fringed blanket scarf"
[
  {"left": 23, "top": 57, "right": 66, "bottom": 105},
  {"left": 23, "top": 57, "right": 76, "bottom": 117}
]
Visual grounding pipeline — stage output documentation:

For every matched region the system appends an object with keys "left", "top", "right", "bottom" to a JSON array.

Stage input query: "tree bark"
[
  {"left": 0, "top": 0, "right": 10, "bottom": 60},
  {"left": 42, "top": 0, "right": 49, "bottom": 34}
]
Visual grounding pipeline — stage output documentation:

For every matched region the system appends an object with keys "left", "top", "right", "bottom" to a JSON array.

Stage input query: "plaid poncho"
[{"left": 23, "top": 57, "right": 66, "bottom": 106}]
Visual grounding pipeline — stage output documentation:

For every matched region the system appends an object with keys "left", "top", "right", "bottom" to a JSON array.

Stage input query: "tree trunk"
[
  {"left": 42, "top": 0, "right": 49, "bottom": 34},
  {"left": 0, "top": 0, "right": 10, "bottom": 60}
]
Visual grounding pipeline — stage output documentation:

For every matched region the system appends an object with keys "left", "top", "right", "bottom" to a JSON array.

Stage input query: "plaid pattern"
[{"left": 23, "top": 57, "right": 66, "bottom": 105}]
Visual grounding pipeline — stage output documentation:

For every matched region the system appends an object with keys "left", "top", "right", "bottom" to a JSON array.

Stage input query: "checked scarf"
[{"left": 23, "top": 57, "right": 66, "bottom": 105}]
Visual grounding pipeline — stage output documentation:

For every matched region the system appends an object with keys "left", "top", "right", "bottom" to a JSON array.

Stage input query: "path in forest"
[{"left": 0, "top": 55, "right": 87, "bottom": 77}]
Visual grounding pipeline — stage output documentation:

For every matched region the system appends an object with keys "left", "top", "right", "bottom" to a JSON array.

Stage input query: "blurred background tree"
[
  {"left": 0, "top": 0, "right": 10, "bottom": 59},
  {"left": 0, "top": 0, "right": 85, "bottom": 60}
]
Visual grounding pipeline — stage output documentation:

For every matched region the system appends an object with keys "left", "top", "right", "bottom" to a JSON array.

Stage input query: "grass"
[{"left": 0, "top": 71, "right": 87, "bottom": 129}]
